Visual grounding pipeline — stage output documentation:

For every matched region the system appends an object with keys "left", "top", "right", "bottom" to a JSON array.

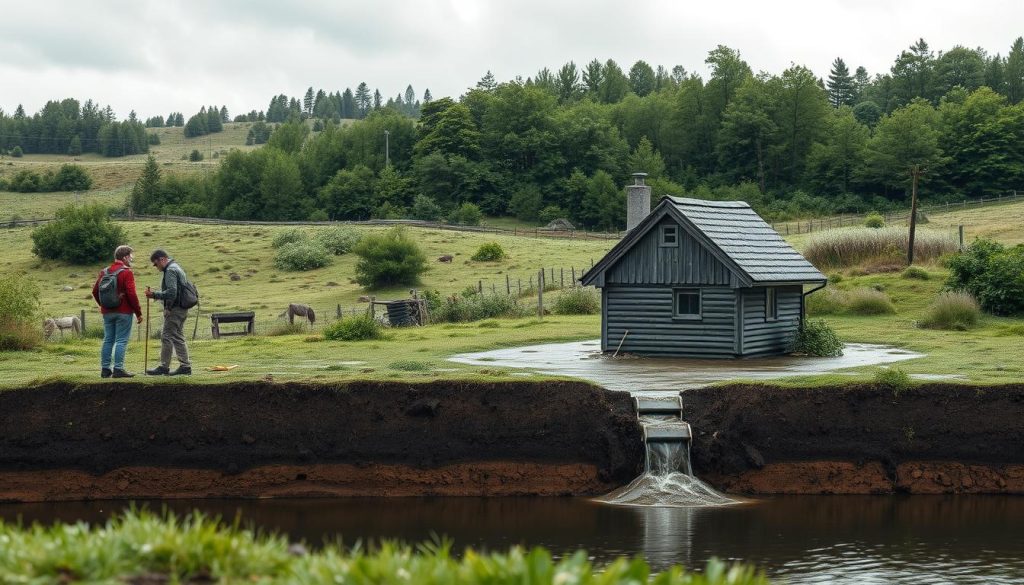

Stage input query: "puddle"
[{"left": 450, "top": 341, "right": 926, "bottom": 395}]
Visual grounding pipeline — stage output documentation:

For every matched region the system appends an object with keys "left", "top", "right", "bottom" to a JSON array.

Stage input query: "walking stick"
[{"left": 144, "top": 296, "right": 150, "bottom": 371}]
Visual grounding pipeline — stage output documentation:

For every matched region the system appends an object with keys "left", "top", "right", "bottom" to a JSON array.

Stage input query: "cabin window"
[
  {"left": 660, "top": 225, "right": 678, "bottom": 247},
  {"left": 765, "top": 287, "right": 778, "bottom": 321},
  {"left": 673, "top": 288, "right": 701, "bottom": 319}
]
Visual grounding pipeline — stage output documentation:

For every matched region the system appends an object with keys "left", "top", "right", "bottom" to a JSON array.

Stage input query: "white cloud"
[{"left": 1, "top": 0, "right": 1021, "bottom": 118}]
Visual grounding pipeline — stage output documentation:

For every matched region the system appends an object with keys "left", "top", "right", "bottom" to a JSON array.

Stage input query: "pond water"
[{"left": 3, "top": 495, "right": 1024, "bottom": 584}]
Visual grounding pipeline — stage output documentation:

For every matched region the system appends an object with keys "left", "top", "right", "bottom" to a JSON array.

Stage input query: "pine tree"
[
  {"left": 423, "top": 89, "right": 432, "bottom": 103},
  {"left": 373, "top": 89, "right": 383, "bottom": 110},
  {"left": 130, "top": 155, "right": 161, "bottom": 215},
  {"left": 827, "top": 58, "right": 855, "bottom": 107},
  {"left": 476, "top": 71, "right": 497, "bottom": 91},
  {"left": 1006, "top": 37, "right": 1024, "bottom": 104},
  {"left": 303, "top": 87, "right": 314, "bottom": 115},
  {"left": 355, "top": 83, "right": 371, "bottom": 118}
]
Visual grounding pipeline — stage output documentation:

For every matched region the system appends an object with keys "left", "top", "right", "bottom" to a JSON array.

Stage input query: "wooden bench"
[{"left": 210, "top": 311, "right": 255, "bottom": 339}]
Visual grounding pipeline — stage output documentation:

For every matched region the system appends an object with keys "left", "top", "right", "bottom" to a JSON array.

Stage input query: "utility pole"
[
  {"left": 908, "top": 165, "right": 922, "bottom": 265},
  {"left": 384, "top": 130, "right": 390, "bottom": 167}
]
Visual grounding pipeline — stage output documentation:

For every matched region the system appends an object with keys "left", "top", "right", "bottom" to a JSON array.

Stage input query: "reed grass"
[
  {"left": 920, "top": 291, "right": 981, "bottom": 330},
  {"left": 804, "top": 227, "right": 957, "bottom": 269}
]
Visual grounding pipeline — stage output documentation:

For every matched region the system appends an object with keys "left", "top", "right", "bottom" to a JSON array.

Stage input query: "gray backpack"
[{"left": 97, "top": 267, "right": 125, "bottom": 309}]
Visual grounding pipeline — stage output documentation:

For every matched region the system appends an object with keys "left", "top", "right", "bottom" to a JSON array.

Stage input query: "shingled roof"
[{"left": 582, "top": 196, "right": 825, "bottom": 287}]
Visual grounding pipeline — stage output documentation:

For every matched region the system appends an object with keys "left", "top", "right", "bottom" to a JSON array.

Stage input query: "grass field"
[{"left": 1, "top": 198, "right": 1022, "bottom": 389}]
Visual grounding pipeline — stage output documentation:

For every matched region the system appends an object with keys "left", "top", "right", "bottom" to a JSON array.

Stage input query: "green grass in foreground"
[{"left": 0, "top": 510, "right": 768, "bottom": 584}]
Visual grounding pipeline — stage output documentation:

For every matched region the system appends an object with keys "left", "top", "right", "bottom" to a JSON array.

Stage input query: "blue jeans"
[{"left": 101, "top": 312, "right": 134, "bottom": 370}]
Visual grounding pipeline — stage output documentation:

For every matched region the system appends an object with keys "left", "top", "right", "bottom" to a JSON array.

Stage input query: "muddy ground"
[
  {"left": 0, "top": 381, "right": 643, "bottom": 502},
  {"left": 682, "top": 383, "right": 1024, "bottom": 494}
]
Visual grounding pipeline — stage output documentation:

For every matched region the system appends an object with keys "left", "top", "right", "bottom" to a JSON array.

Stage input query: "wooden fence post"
[
  {"left": 506, "top": 274, "right": 510, "bottom": 294},
  {"left": 959, "top": 225, "right": 964, "bottom": 250},
  {"left": 80, "top": 309, "right": 86, "bottom": 335},
  {"left": 537, "top": 269, "right": 544, "bottom": 319},
  {"left": 518, "top": 279, "right": 522, "bottom": 296},
  {"left": 560, "top": 268, "right": 564, "bottom": 288},
  {"left": 336, "top": 304, "right": 341, "bottom": 319},
  {"left": 478, "top": 280, "right": 483, "bottom": 294},
  {"left": 571, "top": 266, "right": 576, "bottom": 286}
]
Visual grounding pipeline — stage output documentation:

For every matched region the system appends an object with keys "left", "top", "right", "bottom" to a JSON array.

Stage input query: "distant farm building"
[{"left": 581, "top": 177, "right": 825, "bottom": 358}]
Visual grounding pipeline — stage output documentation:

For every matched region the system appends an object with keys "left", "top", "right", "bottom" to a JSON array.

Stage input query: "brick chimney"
[{"left": 625, "top": 172, "right": 651, "bottom": 232}]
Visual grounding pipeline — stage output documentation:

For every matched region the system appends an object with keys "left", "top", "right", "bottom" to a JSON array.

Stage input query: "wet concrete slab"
[{"left": 449, "top": 341, "right": 926, "bottom": 396}]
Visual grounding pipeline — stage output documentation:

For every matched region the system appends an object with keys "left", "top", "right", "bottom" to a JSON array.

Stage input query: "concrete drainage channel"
[{"left": 595, "top": 395, "right": 736, "bottom": 507}]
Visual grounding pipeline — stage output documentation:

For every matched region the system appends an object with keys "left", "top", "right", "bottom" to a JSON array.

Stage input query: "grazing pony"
[
  {"left": 44, "top": 316, "right": 81, "bottom": 339},
  {"left": 286, "top": 303, "right": 316, "bottom": 326}
]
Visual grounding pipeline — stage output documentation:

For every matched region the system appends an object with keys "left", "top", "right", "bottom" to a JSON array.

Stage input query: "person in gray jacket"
[{"left": 144, "top": 249, "right": 192, "bottom": 375}]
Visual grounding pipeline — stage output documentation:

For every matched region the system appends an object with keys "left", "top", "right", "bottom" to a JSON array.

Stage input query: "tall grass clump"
[
  {"left": 553, "top": 287, "right": 600, "bottom": 315},
  {"left": 274, "top": 241, "right": 332, "bottom": 271},
  {"left": 805, "top": 288, "right": 846, "bottom": 316},
  {"left": 791, "top": 320, "right": 843, "bottom": 357},
  {"left": 0, "top": 509, "right": 768, "bottom": 584},
  {"left": 428, "top": 292, "right": 530, "bottom": 323},
  {"left": 314, "top": 226, "right": 361, "bottom": 255},
  {"left": 323, "top": 314, "right": 381, "bottom": 341},
  {"left": 901, "top": 266, "right": 930, "bottom": 280},
  {"left": 920, "top": 291, "right": 981, "bottom": 330},
  {"left": 875, "top": 367, "right": 913, "bottom": 394},
  {"left": 845, "top": 287, "right": 897, "bottom": 315},
  {"left": 864, "top": 212, "right": 885, "bottom": 228},
  {"left": 803, "top": 227, "right": 957, "bottom": 270},
  {"left": 0, "top": 274, "right": 43, "bottom": 350}
]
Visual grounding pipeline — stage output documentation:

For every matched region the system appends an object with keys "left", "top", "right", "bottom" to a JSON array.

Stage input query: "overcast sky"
[{"left": 2, "top": 0, "right": 1022, "bottom": 119}]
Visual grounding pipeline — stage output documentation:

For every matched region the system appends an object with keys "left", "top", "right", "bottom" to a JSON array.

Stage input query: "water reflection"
[{"left": 3, "top": 495, "right": 1024, "bottom": 583}]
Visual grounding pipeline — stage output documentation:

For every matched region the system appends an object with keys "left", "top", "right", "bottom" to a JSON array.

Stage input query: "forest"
[{"left": 9, "top": 37, "right": 1024, "bottom": 227}]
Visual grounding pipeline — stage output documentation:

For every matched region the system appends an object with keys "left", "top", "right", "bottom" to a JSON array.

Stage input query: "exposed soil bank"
[
  {"left": 682, "top": 383, "right": 1024, "bottom": 494},
  {"left": 0, "top": 381, "right": 643, "bottom": 502}
]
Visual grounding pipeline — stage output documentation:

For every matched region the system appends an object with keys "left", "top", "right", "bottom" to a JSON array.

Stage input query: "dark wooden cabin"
[{"left": 581, "top": 196, "right": 826, "bottom": 358}]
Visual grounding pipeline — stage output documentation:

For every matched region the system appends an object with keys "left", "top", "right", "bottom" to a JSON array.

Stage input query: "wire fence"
[{"left": 770, "top": 190, "right": 1022, "bottom": 236}]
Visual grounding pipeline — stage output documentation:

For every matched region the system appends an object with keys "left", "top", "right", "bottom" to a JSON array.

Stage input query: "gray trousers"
[{"left": 160, "top": 306, "right": 191, "bottom": 367}]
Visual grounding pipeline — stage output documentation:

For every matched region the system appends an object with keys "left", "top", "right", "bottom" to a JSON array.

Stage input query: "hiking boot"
[
  {"left": 101, "top": 368, "right": 112, "bottom": 378},
  {"left": 146, "top": 365, "right": 170, "bottom": 376},
  {"left": 111, "top": 368, "right": 135, "bottom": 378},
  {"left": 169, "top": 366, "right": 192, "bottom": 376}
]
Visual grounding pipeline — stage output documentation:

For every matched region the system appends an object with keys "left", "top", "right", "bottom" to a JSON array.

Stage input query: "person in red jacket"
[{"left": 91, "top": 245, "right": 144, "bottom": 378}]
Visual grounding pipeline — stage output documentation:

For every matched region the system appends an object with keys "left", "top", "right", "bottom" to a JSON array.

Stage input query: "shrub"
[
  {"left": 313, "top": 227, "right": 360, "bottom": 255},
  {"left": 901, "top": 266, "right": 930, "bottom": 280},
  {"left": 428, "top": 292, "right": 530, "bottom": 323},
  {"left": 189, "top": 149, "right": 204, "bottom": 162},
  {"left": 271, "top": 228, "right": 309, "bottom": 248},
  {"left": 8, "top": 169, "right": 43, "bottom": 192},
  {"left": 448, "top": 202, "right": 482, "bottom": 226},
  {"left": 845, "top": 287, "right": 897, "bottom": 315},
  {"left": 875, "top": 367, "right": 913, "bottom": 394},
  {"left": 49, "top": 164, "right": 93, "bottom": 191},
  {"left": 147, "top": 133, "right": 161, "bottom": 145},
  {"left": 10, "top": 146, "right": 23, "bottom": 157},
  {"left": 471, "top": 242, "right": 505, "bottom": 262},
  {"left": 803, "top": 227, "right": 957, "bottom": 269},
  {"left": 791, "top": 319, "right": 843, "bottom": 357},
  {"left": 323, "top": 314, "right": 381, "bottom": 341},
  {"left": 920, "top": 291, "right": 981, "bottom": 330},
  {"left": 308, "top": 209, "right": 329, "bottom": 221},
  {"left": 273, "top": 241, "right": 332, "bottom": 271},
  {"left": 410, "top": 194, "right": 444, "bottom": 221},
  {"left": 353, "top": 227, "right": 427, "bottom": 288},
  {"left": 538, "top": 205, "right": 568, "bottom": 224},
  {"left": 945, "top": 239, "right": 1024, "bottom": 316},
  {"left": 30, "top": 203, "right": 126, "bottom": 264},
  {"left": 805, "top": 288, "right": 846, "bottom": 316},
  {"left": 0, "top": 274, "right": 42, "bottom": 351},
  {"left": 864, "top": 211, "right": 885, "bottom": 228},
  {"left": 553, "top": 287, "right": 601, "bottom": 315},
  {"left": 827, "top": 273, "right": 843, "bottom": 284}
]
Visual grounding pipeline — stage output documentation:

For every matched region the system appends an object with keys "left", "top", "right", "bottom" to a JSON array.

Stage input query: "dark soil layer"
[
  {"left": 0, "top": 381, "right": 643, "bottom": 502},
  {"left": 682, "top": 383, "right": 1024, "bottom": 494}
]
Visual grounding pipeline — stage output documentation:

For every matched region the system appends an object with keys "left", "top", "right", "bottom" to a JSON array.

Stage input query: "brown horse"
[{"left": 286, "top": 303, "right": 316, "bottom": 326}]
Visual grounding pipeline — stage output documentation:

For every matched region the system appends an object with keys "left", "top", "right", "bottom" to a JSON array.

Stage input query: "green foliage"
[
  {"left": 6, "top": 169, "right": 43, "bottom": 192},
  {"left": 49, "top": 164, "right": 92, "bottom": 191},
  {"left": 313, "top": 227, "right": 361, "bottom": 255},
  {"left": 10, "top": 146, "right": 23, "bottom": 157},
  {"left": 273, "top": 241, "right": 332, "bottom": 271},
  {"left": 427, "top": 292, "right": 530, "bottom": 323},
  {"left": 791, "top": 319, "right": 843, "bottom": 357},
  {"left": 30, "top": 203, "right": 126, "bottom": 264},
  {"left": 410, "top": 194, "right": 444, "bottom": 221},
  {"left": 805, "top": 288, "right": 846, "bottom": 316},
  {"left": 471, "top": 242, "right": 505, "bottom": 262},
  {"left": 271, "top": 228, "right": 309, "bottom": 249},
  {"left": 864, "top": 212, "right": 885, "bottom": 228},
  {"left": 945, "top": 238, "right": 1024, "bottom": 315},
  {"left": 353, "top": 227, "right": 428, "bottom": 288},
  {"left": 804, "top": 227, "right": 957, "bottom": 269},
  {"left": 553, "top": 287, "right": 601, "bottom": 315},
  {"left": 920, "top": 291, "right": 981, "bottom": 330},
  {"left": 388, "top": 360, "right": 430, "bottom": 371},
  {"left": 0, "top": 509, "right": 768, "bottom": 584},
  {"left": 875, "top": 366, "right": 913, "bottom": 394},
  {"left": 901, "top": 266, "right": 930, "bottom": 280},
  {"left": 323, "top": 314, "right": 382, "bottom": 341},
  {"left": 846, "top": 287, "right": 898, "bottom": 315},
  {"left": 0, "top": 274, "right": 42, "bottom": 351},
  {"left": 448, "top": 202, "right": 483, "bottom": 226},
  {"left": 538, "top": 205, "right": 568, "bottom": 224},
  {"left": 188, "top": 149, "right": 204, "bottom": 162}
]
